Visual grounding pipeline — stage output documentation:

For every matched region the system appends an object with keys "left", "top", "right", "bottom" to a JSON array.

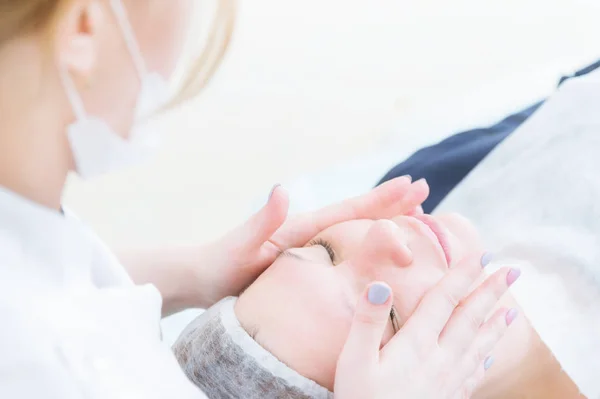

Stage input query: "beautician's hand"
[
  {"left": 195, "top": 176, "right": 428, "bottom": 308},
  {"left": 334, "top": 252, "right": 518, "bottom": 399}
]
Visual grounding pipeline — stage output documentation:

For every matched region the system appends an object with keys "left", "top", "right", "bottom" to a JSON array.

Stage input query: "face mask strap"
[
  {"left": 59, "top": 69, "right": 88, "bottom": 121},
  {"left": 109, "top": 0, "right": 149, "bottom": 79}
]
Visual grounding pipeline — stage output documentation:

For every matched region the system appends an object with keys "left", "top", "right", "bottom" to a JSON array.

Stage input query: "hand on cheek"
[
  {"left": 348, "top": 220, "right": 413, "bottom": 273},
  {"left": 343, "top": 220, "right": 440, "bottom": 336}
]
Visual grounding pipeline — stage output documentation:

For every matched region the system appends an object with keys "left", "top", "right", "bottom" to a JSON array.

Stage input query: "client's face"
[{"left": 235, "top": 213, "right": 482, "bottom": 391}]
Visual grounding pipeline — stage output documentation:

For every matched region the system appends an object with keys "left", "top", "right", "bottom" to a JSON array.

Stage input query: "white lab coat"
[
  {"left": 436, "top": 69, "right": 600, "bottom": 397},
  {"left": 0, "top": 187, "right": 206, "bottom": 398}
]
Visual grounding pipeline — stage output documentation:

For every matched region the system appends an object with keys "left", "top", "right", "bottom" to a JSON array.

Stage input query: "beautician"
[{"left": 0, "top": 1, "right": 516, "bottom": 397}]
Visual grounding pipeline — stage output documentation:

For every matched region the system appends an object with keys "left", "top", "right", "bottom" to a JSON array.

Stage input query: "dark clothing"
[{"left": 377, "top": 59, "right": 600, "bottom": 213}]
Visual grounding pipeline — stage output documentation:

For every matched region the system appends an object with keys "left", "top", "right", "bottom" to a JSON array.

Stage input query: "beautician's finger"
[
  {"left": 445, "top": 307, "right": 514, "bottom": 396},
  {"left": 451, "top": 365, "right": 486, "bottom": 399},
  {"left": 339, "top": 282, "right": 393, "bottom": 366},
  {"left": 400, "top": 251, "right": 489, "bottom": 347},
  {"left": 438, "top": 267, "right": 517, "bottom": 353},
  {"left": 230, "top": 184, "right": 289, "bottom": 252},
  {"left": 407, "top": 205, "right": 424, "bottom": 216},
  {"left": 465, "top": 307, "right": 515, "bottom": 374},
  {"left": 272, "top": 176, "right": 427, "bottom": 249},
  {"left": 319, "top": 176, "right": 422, "bottom": 223},
  {"left": 381, "top": 178, "right": 429, "bottom": 217}
]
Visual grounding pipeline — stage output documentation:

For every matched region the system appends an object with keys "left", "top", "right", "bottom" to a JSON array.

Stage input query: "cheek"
[
  {"left": 263, "top": 300, "right": 352, "bottom": 390},
  {"left": 236, "top": 264, "right": 354, "bottom": 391},
  {"left": 378, "top": 233, "right": 447, "bottom": 320},
  {"left": 382, "top": 263, "right": 446, "bottom": 321}
]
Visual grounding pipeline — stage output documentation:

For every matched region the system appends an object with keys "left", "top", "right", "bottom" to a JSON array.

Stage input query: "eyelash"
[
  {"left": 307, "top": 239, "right": 397, "bottom": 332},
  {"left": 308, "top": 238, "right": 336, "bottom": 263},
  {"left": 308, "top": 239, "right": 399, "bottom": 330},
  {"left": 390, "top": 305, "right": 400, "bottom": 334}
]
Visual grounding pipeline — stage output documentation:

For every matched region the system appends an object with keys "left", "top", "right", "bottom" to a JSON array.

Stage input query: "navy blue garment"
[{"left": 377, "top": 59, "right": 600, "bottom": 213}]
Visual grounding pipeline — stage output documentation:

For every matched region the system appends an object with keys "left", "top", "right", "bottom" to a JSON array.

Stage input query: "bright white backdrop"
[{"left": 62, "top": 1, "right": 600, "bottom": 339}]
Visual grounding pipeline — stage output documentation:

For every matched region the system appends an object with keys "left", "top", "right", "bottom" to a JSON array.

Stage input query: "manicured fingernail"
[
  {"left": 403, "top": 175, "right": 412, "bottom": 182},
  {"left": 506, "top": 308, "right": 519, "bottom": 326},
  {"left": 415, "top": 178, "right": 427, "bottom": 184},
  {"left": 268, "top": 184, "right": 281, "bottom": 202},
  {"left": 480, "top": 252, "right": 493, "bottom": 268},
  {"left": 506, "top": 268, "right": 521, "bottom": 286},
  {"left": 368, "top": 283, "right": 391, "bottom": 305},
  {"left": 484, "top": 356, "right": 495, "bottom": 370}
]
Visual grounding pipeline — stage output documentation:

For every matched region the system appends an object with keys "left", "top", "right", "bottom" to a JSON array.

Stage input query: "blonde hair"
[
  {"left": 0, "top": 0, "right": 236, "bottom": 108},
  {"left": 169, "top": 0, "right": 236, "bottom": 108}
]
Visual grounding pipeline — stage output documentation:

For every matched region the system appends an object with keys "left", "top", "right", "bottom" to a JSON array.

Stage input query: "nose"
[{"left": 347, "top": 220, "right": 413, "bottom": 276}]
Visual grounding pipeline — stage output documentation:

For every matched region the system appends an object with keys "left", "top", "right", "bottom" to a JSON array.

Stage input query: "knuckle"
[
  {"left": 485, "top": 311, "right": 509, "bottom": 342},
  {"left": 457, "top": 307, "right": 482, "bottom": 333},
  {"left": 461, "top": 346, "right": 486, "bottom": 372},
  {"left": 463, "top": 370, "right": 485, "bottom": 398},
  {"left": 353, "top": 310, "right": 386, "bottom": 328},
  {"left": 477, "top": 286, "right": 504, "bottom": 309},
  {"left": 435, "top": 349, "right": 454, "bottom": 373},
  {"left": 448, "top": 267, "right": 476, "bottom": 296},
  {"left": 488, "top": 324, "right": 508, "bottom": 346},
  {"left": 490, "top": 270, "right": 510, "bottom": 295},
  {"left": 413, "top": 330, "right": 438, "bottom": 359},
  {"left": 492, "top": 313, "right": 509, "bottom": 334},
  {"left": 471, "top": 350, "right": 486, "bottom": 367},
  {"left": 460, "top": 385, "right": 474, "bottom": 399},
  {"left": 456, "top": 252, "right": 484, "bottom": 278},
  {"left": 465, "top": 346, "right": 489, "bottom": 376},
  {"left": 442, "top": 289, "right": 462, "bottom": 309}
]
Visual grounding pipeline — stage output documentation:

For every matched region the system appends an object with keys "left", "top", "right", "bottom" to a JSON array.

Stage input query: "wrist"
[
  {"left": 145, "top": 244, "right": 211, "bottom": 316},
  {"left": 169, "top": 244, "right": 212, "bottom": 311},
  {"left": 118, "top": 244, "right": 214, "bottom": 316}
]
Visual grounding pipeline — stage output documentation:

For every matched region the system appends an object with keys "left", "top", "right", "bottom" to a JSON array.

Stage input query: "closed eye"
[{"left": 308, "top": 238, "right": 336, "bottom": 263}]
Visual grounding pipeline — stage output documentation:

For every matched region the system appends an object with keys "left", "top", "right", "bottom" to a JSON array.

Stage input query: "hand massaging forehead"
[{"left": 173, "top": 297, "right": 333, "bottom": 399}]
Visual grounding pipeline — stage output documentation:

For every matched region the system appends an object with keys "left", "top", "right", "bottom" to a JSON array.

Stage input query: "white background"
[{"left": 64, "top": 0, "right": 600, "bottom": 249}]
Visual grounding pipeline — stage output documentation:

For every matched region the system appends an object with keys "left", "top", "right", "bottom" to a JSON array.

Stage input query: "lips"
[{"left": 412, "top": 214, "right": 452, "bottom": 266}]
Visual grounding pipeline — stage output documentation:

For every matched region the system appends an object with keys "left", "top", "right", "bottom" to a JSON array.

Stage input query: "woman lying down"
[{"left": 172, "top": 213, "right": 583, "bottom": 398}]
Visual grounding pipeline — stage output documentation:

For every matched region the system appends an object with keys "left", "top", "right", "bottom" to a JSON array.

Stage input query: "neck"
[
  {"left": 484, "top": 332, "right": 583, "bottom": 399},
  {"left": 0, "top": 38, "right": 72, "bottom": 210},
  {"left": 474, "top": 299, "right": 583, "bottom": 398}
]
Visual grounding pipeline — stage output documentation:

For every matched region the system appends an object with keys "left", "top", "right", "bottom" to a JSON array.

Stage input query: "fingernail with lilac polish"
[
  {"left": 484, "top": 356, "right": 495, "bottom": 370},
  {"left": 506, "top": 268, "right": 521, "bottom": 287},
  {"left": 368, "top": 283, "right": 391, "bottom": 305},
  {"left": 506, "top": 308, "right": 519, "bottom": 326},
  {"left": 268, "top": 184, "right": 281, "bottom": 202},
  {"left": 480, "top": 252, "right": 493, "bottom": 268}
]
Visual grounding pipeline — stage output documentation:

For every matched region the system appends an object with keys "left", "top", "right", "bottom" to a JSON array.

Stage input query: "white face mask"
[{"left": 61, "top": 0, "right": 170, "bottom": 179}]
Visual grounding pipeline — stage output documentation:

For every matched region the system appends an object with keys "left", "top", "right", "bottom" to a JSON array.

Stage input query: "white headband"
[{"left": 173, "top": 297, "right": 333, "bottom": 399}]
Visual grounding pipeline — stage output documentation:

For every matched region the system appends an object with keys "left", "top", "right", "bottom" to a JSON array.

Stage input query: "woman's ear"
[{"left": 55, "top": 0, "right": 106, "bottom": 76}]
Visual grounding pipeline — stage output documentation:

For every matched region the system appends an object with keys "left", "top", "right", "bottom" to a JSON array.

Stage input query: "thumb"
[
  {"left": 232, "top": 184, "right": 290, "bottom": 252},
  {"left": 340, "top": 282, "right": 393, "bottom": 367}
]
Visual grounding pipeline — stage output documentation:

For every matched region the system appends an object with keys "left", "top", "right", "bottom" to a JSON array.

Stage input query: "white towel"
[{"left": 436, "top": 69, "right": 600, "bottom": 398}]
